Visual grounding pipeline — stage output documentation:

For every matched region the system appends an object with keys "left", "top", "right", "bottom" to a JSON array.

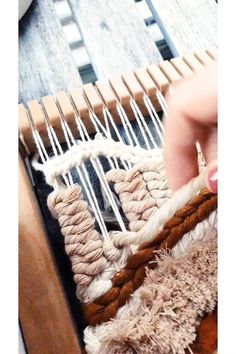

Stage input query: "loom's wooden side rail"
[
  {"left": 19, "top": 48, "right": 217, "bottom": 154},
  {"left": 19, "top": 156, "right": 82, "bottom": 354}
]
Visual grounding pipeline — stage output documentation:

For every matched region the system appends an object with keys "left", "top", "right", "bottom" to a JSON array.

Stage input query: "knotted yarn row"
[
  {"left": 47, "top": 185, "right": 109, "bottom": 289},
  {"left": 33, "top": 138, "right": 161, "bottom": 187},
  {"left": 106, "top": 158, "right": 171, "bottom": 232}
]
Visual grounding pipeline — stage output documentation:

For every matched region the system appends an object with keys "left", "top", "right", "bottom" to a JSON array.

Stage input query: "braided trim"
[{"left": 83, "top": 189, "right": 217, "bottom": 326}]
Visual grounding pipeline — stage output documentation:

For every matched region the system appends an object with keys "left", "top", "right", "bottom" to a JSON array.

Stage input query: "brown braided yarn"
[
  {"left": 188, "top": 310, "right": 217, "bottom": 354},
  {"left": 84, "top": 188, "right": 217, "bottom": 326}
]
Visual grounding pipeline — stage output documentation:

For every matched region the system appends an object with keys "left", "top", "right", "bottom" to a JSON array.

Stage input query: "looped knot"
[{"left": 102, "top": 238, "right": 122, "bottom": 261}]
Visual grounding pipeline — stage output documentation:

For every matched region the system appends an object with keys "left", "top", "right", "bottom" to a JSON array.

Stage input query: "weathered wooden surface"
[
  {"left": 19, "top": 0, "right": 82, "bottom": 104},
  {"left": 68, "top": 0, "right": 162, "bottom": 79},
  {"left": 19, "top": 156, "right": 82, "bottom": 354},
  {"left": 147, "top": 0, "right": 217, "bottom": 56}
]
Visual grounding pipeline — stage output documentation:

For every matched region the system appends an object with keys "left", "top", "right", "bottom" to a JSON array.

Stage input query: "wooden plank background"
[
  {"left": 19, "top": 0, "right": 82, "bottom": 104},
  {"left": 68, "top": 0, "right": 163, "bottom": 79},
  {"left": 147, "top": 0, "right": 217, "bottom": 56}
]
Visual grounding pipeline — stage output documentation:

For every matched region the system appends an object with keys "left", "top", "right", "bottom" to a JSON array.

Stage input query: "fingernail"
[
  {"left": 168, "top": 86, "right": 174, "bottom": 96},
  {"left": 208, "top": 167, "right": 218, "bottom": 193}
]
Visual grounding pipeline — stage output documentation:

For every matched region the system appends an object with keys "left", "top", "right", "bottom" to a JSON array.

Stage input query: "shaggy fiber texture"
[
  {"left": 84, "top": 190, "right": 217, "bottom": 326},
  {"left": 84, "top": 236, "right": 217, "bottom": 354}
]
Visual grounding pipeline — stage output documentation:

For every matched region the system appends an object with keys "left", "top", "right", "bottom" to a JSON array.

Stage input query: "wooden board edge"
[{"left": 19, "top": 155, "right": 82, "bottom": 354}]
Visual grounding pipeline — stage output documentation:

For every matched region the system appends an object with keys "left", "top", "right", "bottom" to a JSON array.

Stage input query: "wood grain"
[
  {"left": 19, "top": 156, "right": 82, "bottom": 354},
  {"left": 147, "top": 0, "right": 217, "bottom": 56},
  {"left": 19, "top": 0, "right": 82, "bottom": 104},
  {"left": 68, "top": 0, "right": 162, "bottom": 79}
]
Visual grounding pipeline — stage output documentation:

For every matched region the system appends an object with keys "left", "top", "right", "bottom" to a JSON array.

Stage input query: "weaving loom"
[{"left": 19, "top": 44, "right": 217, "bottom": 354}]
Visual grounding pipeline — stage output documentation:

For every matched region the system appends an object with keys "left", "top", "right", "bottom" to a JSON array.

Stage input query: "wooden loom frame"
[{"left": 19, "top": 49, "right": 217, "bottom": 354}]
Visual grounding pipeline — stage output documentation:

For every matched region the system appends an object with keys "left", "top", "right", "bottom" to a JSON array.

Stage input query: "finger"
[
  {"left": 164, "top": 62, "right": 217, "bottom": 190},
  {"left": 198, "top": 124, "right": 217, "bottom": 165},
  {"left": 164, "top": 111, "right": 200, "bottom": 190},
  {"left": 205, "top": 159, "right": 218, "bottom": 193}
]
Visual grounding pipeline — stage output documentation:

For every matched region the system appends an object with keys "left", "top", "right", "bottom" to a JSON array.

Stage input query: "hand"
[{"left": 163, "top": 62, "right": 217, "bottom": 193}]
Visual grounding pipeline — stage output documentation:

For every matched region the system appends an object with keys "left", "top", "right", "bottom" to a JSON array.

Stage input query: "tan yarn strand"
[
  {"left": 84, "top": 189, "right": 217, "bottom": 326},
  {"left": 106, "top": 159, "right": 170, "bottom": 232},
  {"left": 47, "top": 185, "right": 108, "bottom": 287}
]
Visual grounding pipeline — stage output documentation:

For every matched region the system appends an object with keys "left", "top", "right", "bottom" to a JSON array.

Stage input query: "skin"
[{"left": 163, "top": 62, "right": 217, "bottom": 193}]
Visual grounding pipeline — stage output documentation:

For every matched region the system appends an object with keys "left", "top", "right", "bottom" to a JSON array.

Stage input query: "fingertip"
[{"left": 205, "top": 165, "right": 218, "bottom": 193}]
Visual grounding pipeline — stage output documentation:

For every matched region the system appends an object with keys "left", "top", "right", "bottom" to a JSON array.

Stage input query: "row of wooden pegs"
[{"left": 19, "top": 47, "right": 217, "bottom": 154}]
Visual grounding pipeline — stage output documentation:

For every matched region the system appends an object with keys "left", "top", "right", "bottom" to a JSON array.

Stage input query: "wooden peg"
[
  {"left": 95, "top": 80, "right": 117, "bottom": 110},
  {"left": 69, "top": 88, "right": 90, "bottom": 120},
  {"left": 122, "top": 71, "right": 150, "bottom": 116},
  {"left": 195, "top": 50, "right": 214, "bottom": 66},
  {"left": 170, "top": 57, "right": 193, "bottom": 79},
  {"left": 83, "top": 83, "right": 104, "bottom": 117},
  {"left": 19, "top": 104, "right": 35, "bottom": 153},
  {"left": 42, "top": 95, "right": 68, "bottom": 145},
  {"left": 159, "top": 60, "right": 182, "bottom": 84},
  {"left": 27, "top": 99, "right": 50, "bottom": 149},
  {"left": 56, "top": 91, "right": 78, "bottom": 137},
  {"left": 95, "top": 80, "right": 121, "bottom": 125},
  {"left": 206, "top": 47, "right": 217, "bottom": 60},
  {"left": 134, "top": 67, "right": 162, "bottom": 112},
  {"left": 183, "top": 53, "right": 204, "bottom": 72},
  {"left": 109, "top": 75, "right": 131, "bottom": 106},
  {"left": 109, "top": 75, "right": 135, "bottom": 120},
  {"left": 147, "top": 64, "right": 170, "bottom": 94}
]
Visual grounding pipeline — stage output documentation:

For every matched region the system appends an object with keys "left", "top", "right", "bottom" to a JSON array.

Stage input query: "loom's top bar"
[{"left": 18, "top": 48, "right": 217, "bottom": 154}]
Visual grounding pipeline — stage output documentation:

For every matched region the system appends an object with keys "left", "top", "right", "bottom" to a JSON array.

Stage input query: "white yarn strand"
[
  {"left": 143, "top": 94, "right": 164, "bottom": 145},
  {"left": 130, "top": 98, "right": 158, "bottom": 149},
  {"left": 102, "top": 107, "right": 130, "bottom": 170},
  {"left": 55, "top": 105, "right": 110, "bottom": 238},
  {"left": 156, "top": 90, "right": 168, "bottom": 115},
  {"left": 130, "top": 98, "right": 151, "bottom": 150},
  {"left": 116, "top": 103, "right": 140, "bottom": 147},
  {"left": 32, "top": 140, "right": 161, "bottom": 183}
]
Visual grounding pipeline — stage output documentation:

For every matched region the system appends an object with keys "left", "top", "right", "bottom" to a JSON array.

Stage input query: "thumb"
[{"left": 205, "top": 159, "right": 218, "bottom": 193}]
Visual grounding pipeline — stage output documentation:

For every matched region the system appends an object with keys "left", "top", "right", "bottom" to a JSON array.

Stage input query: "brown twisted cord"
[
  {"left": 188, "top": 310, "right": 217, "bottom": 354},
  {"left": 84, "top": 189, "right": 217, "bottom": 326}
]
